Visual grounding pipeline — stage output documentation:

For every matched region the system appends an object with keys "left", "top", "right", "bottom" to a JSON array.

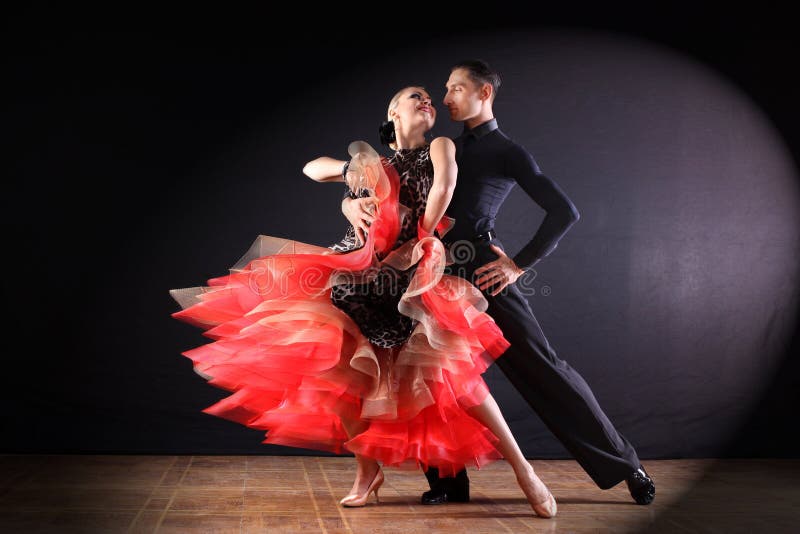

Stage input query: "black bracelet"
[{"left": 342, "top": 161, "right": 350, "bottom": 178}]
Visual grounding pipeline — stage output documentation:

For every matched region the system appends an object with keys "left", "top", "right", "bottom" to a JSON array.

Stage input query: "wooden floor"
[{"left": 0, "top": 456, "right": 797, "bottom": 533}]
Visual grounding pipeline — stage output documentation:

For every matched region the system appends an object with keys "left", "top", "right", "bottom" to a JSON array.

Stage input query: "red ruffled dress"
[{"left": 169, "top": 142, "right": 510, "bottom": 476}]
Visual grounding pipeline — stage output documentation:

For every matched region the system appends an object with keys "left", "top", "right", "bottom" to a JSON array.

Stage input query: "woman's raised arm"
[{"left": 302, "top": 157, "right": 347, "bottom": 182}]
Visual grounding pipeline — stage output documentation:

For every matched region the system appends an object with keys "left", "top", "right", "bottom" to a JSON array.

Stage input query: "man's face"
[{"left": 443, "top": 68, "right": 483, "bottom": 122}]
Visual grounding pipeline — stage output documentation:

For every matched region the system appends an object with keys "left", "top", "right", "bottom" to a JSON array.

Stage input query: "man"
[{"left": 340, "top": 59, "right": 655, "bottom": 506}]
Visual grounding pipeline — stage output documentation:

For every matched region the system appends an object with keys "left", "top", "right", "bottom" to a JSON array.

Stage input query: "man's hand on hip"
[{"left": 474, "top": 244, "right": 525, "bottom": 296}]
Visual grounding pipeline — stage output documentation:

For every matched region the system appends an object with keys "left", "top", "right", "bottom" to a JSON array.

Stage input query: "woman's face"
[{"left": 390, "top": 87, "right": 436, "bottom": 131}]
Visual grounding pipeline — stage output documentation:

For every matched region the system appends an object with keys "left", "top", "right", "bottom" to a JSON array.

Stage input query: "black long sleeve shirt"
[{"left": 446, "top": 118, "right": 580, "bottom": 270}]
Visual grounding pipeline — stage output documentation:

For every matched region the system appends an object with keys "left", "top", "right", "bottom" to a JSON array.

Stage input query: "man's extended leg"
[
  {"left": 425, "top": 241, "right": 654, "bottom": 504},
  {"left": 486, "top": 282, "right": 654, "bottom": 502}
]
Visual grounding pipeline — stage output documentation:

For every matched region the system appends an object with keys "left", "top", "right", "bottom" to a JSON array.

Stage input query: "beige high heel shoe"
[
  {"left": 340, "top": 468, "right": 384, "bottom": 507},
  {"left": 530, "top": 492, "right": 558, "bottom": 518},
  {"left": 518, "top": 471, "right": 558, "bottom": 518}
]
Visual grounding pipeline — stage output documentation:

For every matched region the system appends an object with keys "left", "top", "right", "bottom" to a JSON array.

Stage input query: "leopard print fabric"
[{"left": 329, "top": 144, "right": 434, "bottom": 348}]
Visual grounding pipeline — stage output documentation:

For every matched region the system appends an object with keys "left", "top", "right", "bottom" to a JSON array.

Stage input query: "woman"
[{"left": 170, "top": 86, "right": 556, "bottom": 518}]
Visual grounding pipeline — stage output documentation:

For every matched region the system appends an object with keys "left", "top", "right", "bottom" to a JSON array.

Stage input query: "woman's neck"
[{"left": 394, "top": 125, "right": 427, "bottom": 150}]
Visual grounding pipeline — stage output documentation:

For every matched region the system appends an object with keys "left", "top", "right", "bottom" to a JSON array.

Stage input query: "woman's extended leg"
[
  {"left": 339, "top": 417, "right": 384, "bottom": 506},
  {"left": 467, "top": 393, "right": 557, "bottom": 518},
  {"left": 337, "top": 345, "right": 400, "bottom": 506}
]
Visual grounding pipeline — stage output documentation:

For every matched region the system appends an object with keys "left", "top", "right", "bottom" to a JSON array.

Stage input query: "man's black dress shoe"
[
  {"left": 421, "top": 467, "right": 470, "bottom": 505},
  {"left": 626, "top": 466, "right": 655, "bottom": 505},
  {"left": 420, "top": 484, "right": 470, "bottom": 505}
]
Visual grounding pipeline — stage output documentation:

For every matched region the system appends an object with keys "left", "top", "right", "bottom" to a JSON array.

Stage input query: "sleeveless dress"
[
  {"left": 169, "top": 143, "right": 510, "bottom": 476},
  {"left": 329, "top": 145, "right": 438, "bottom": 348}
]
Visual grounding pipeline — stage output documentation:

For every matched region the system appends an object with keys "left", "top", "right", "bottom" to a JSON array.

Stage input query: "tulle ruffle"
[{"left": 170, "top": 150, "right": 509, "bottom": 476}]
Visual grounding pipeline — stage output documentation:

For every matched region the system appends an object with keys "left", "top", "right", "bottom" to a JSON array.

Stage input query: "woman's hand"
[
  {"left": 342, "top": 195, "right": 380, "bottom": 246},
  {"left": 474, "top": 244, "right": 526, "bottom": 296}
]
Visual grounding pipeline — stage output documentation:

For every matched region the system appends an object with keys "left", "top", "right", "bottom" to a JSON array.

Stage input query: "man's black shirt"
[{"left": 446, "top": 118, "right": 580, "bottom": 270}]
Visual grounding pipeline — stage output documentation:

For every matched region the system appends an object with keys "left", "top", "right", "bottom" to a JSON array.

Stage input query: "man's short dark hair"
[{"left": 451, "top": 59, "right": 501, "bottom": 100}]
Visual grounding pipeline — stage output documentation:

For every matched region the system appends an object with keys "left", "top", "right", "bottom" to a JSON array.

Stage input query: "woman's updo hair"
[{"left": 378, "top": 120, "right": 396, "bottom": 147}]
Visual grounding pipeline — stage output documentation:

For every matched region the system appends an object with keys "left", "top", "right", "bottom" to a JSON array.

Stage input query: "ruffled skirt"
[{"left": 169, "top": 155, "right": 510, "bottom": 476}]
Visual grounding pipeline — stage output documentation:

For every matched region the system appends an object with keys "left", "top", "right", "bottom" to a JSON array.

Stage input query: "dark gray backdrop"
[{"left": 4, "top": 7, "right": 799, "bottom": 462}]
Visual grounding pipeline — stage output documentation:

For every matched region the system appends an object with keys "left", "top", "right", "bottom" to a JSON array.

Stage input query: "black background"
[
  {"left": 4, "top": 4, "right": 799, "bottom": 459},
  {"left": 4, "top": 4, "right": 800, "bottom": 533}
]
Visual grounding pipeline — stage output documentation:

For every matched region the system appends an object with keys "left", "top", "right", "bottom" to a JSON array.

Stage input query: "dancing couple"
[{"left": 170, "top": 59, "right": 655, "bottom": 520}]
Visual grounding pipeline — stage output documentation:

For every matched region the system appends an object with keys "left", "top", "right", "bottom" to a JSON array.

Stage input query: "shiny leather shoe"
[
  {"left": 340, "top": 469, "right": 384, "bottom": 507},
  {"left": 626, "top": 466, "right": 655, "bottom": 505},
  {"left": 420, "top": 484, "right": 470, "bottom": 505}
]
